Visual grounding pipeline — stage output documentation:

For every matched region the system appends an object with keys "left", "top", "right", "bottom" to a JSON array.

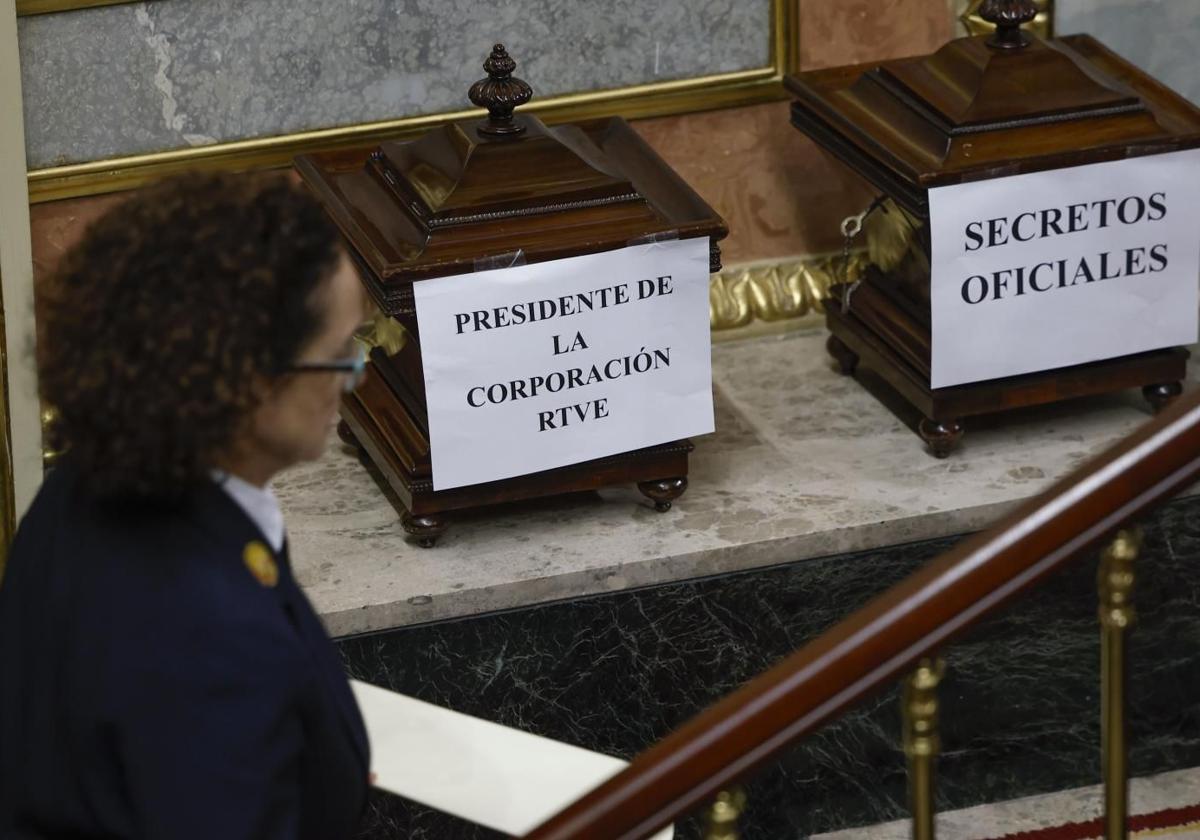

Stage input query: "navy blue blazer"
[{"left": 0, "top": 461, "right": 369, "bottom": 839}]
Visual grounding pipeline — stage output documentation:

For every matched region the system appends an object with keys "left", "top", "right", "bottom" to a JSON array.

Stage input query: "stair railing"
[{"left": 522, "top": 389, "right": 1200, "bottom": 840}]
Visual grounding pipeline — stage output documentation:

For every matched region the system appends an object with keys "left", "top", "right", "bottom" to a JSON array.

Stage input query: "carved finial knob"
[
  {"left": 980, "top": 0, "right": 1038, "bottom": 49},
  {"left": 468, "top": 44, "right": 533, "bottom": 137}
]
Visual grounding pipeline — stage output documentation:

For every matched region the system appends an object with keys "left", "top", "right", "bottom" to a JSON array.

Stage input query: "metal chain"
[{"left": 839, "top": 195, "right": 887, "bottom": 311}]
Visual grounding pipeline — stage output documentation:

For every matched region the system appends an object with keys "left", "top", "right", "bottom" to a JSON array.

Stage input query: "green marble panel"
[{"left": 338, "top": 494, "right": 1200, "bottom": 838}]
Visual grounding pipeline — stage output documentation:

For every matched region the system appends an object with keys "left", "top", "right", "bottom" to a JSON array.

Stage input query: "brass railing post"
[
  {"left": 1099, "top": 527, "right": 1140, "bottom": 840},
  {"left": 703, "top": 787, "right": 746, "bottom": 840},
  {"left": 903, "top": 657, "right": 945, "bottom": 840}
]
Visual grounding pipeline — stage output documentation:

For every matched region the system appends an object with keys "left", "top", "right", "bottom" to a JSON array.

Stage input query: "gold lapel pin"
[{"left": 243, "top": 540, "right": 279, "bottom": 588}]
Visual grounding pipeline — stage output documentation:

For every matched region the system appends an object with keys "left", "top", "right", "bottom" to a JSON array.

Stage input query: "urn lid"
[
  {"left": 295, "top": 45, "right": 726, "bottom": 314},
  {"left": 784, "top": 0, "right": 1200, "bottom": 215}
]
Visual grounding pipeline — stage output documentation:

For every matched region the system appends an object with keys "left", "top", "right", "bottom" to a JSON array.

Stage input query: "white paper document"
[
  {"left": 351, "top": 680, "right": 673, "bottom": 838},
  {"left": 413, "top": 238, "right": 715, "bottom": 490},
  {"left": 928, "top": 149, "right": 1200, "bottom": 388}
]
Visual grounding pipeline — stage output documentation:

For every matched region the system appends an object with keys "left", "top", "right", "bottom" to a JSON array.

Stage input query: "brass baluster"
[
  {"left": 1099, "top": 528, "right": 1141, "bottom": 840},
  {"left": 903, "top": 657, "right": 945, "bottom": 840},
  {"left": 703, "top": 787, "right": 747, "bottom": 840}
]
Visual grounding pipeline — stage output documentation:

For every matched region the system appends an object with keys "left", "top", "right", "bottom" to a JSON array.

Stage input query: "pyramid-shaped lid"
[
  {"left": 785, "top": 0, "right": 1200, "bottom": 214},
  {"left": 295, "top": 45, "right": 725, "bottom": 308},
  {"left": 370, "top": 45, "right": 640, "bottom": 228},
  {"left": 370, "top": 117, "right": 639, "bottom": 229},
  {"left": 877, "top": 0, "right": 1142, "bottom": 132}
]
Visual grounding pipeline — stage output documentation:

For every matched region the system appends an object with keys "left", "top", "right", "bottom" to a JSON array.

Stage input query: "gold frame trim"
[
  {"left": 26, "top": 0, "right": 799, "bottom": 203},
  {"left": 16, "top": 0, "right": 139, "bottom": 16}
]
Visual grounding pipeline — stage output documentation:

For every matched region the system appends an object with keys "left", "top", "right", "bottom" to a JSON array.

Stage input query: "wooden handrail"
[{"left": 523, "top": 389, "right": 1200, "bottom": 840}]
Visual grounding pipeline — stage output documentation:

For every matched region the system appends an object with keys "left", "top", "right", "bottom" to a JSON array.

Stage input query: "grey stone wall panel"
[
  {"left": 19, "top": 0, "right": 771, "bottom": 168},
  {"left": 1056, "top": 0, "right": 1200, "bottom": 106}
]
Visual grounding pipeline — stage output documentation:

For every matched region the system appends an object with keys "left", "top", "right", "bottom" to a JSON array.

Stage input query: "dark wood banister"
[{"left": 523, "top": 388, "right": 1200, "bottom": 840}]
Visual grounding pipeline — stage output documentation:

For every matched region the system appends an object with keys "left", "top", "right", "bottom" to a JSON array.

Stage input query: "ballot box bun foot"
[
  {"left": 825, "top": 283, "right": 1189, "bottom": 458},
  {"left": 918, "top": 418, "right": 965, "bottom": 460},
  {"left": 400, "top": 511, "right": 450, "bottom": 549},
  {"left": 336, "top": 368, "right": 693, "bottom": 547},
  {"left": 1143, "top": 382, "right": 1185, "bottom": 414},
  {"left": 637, "top": 477, "right": 688, "bottom": 512}
]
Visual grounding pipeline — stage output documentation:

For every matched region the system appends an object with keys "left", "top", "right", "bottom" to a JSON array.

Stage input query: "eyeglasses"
[{"left": 289, "top": 343, "right": 367, "bottom": 393}]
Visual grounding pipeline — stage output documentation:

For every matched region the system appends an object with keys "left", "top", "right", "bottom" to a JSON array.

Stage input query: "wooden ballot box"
[
  {"left": 296, "top": 46, "right": 726, "bottom": 546},
  {"left": 785, "top": 0, "right": 1200, "bottom": 457}
]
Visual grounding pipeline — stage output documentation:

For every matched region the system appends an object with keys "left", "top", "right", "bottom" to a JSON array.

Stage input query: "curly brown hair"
[{"left": 38, "top": 171, "right": 343, "bottom": 500}]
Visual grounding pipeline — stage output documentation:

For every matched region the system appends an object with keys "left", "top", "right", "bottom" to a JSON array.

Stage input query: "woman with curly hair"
[{"left": 0, "top": 171, "right": 371, "bottom": 839}]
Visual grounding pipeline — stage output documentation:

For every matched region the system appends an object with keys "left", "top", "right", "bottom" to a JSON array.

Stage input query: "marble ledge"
[{"left": 276, "top": 327, "right": 1199, "bottom": 638}]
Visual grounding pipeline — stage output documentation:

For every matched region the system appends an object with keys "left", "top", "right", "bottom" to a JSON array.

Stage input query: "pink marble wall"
[
  {"left": 631, "top": 0, "right": 956, "bottom": 264},
  {"left": 29, "top": 193, "right": 123, "bottom": 291},
  {"left": 798, "top": 0, "right": 955, "bottom": 70},
  {"left": 633, "top": 102, "right": 873, "bottom": 264}
]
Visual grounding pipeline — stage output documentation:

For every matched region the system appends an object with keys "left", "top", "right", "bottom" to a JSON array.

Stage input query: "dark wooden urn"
[
  {"left": 295, "top": 46, "right": 726, "bottom": 546},
  {"left": 785, "top": 0, "right": 1200, "bottom": 457}
]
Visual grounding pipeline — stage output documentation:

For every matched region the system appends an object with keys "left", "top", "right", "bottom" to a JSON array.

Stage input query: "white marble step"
[
  {"left": 275, "top": 327, "right": 1200, "bottom": 637},
  {"left": 811, "top": 766, "right": 1200, "bottom": 839}
]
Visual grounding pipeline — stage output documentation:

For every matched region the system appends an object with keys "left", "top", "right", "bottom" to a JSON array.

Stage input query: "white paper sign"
[
  {"left": 352, "top": 680, "right": 673, "bottom": 838},
  {"left": 414, "top": 238, "right": 714, "bottom": 490},
  {"left": 929, "top": 149, "right": 1200, "bottom": 388}
]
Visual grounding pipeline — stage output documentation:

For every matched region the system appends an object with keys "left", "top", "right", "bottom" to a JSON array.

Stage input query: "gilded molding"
[
  {"left": 26, "top": 0, "right": 798, "bottom": 203},
  {"left": 959, "top": 0, "right": 1053, "bottom": 38},
  {"left": 709, "top": 252, "right": 865, "bottom": 331},
  {"left": 16, "top": 0, "right": 141, "bottom": 15}
]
